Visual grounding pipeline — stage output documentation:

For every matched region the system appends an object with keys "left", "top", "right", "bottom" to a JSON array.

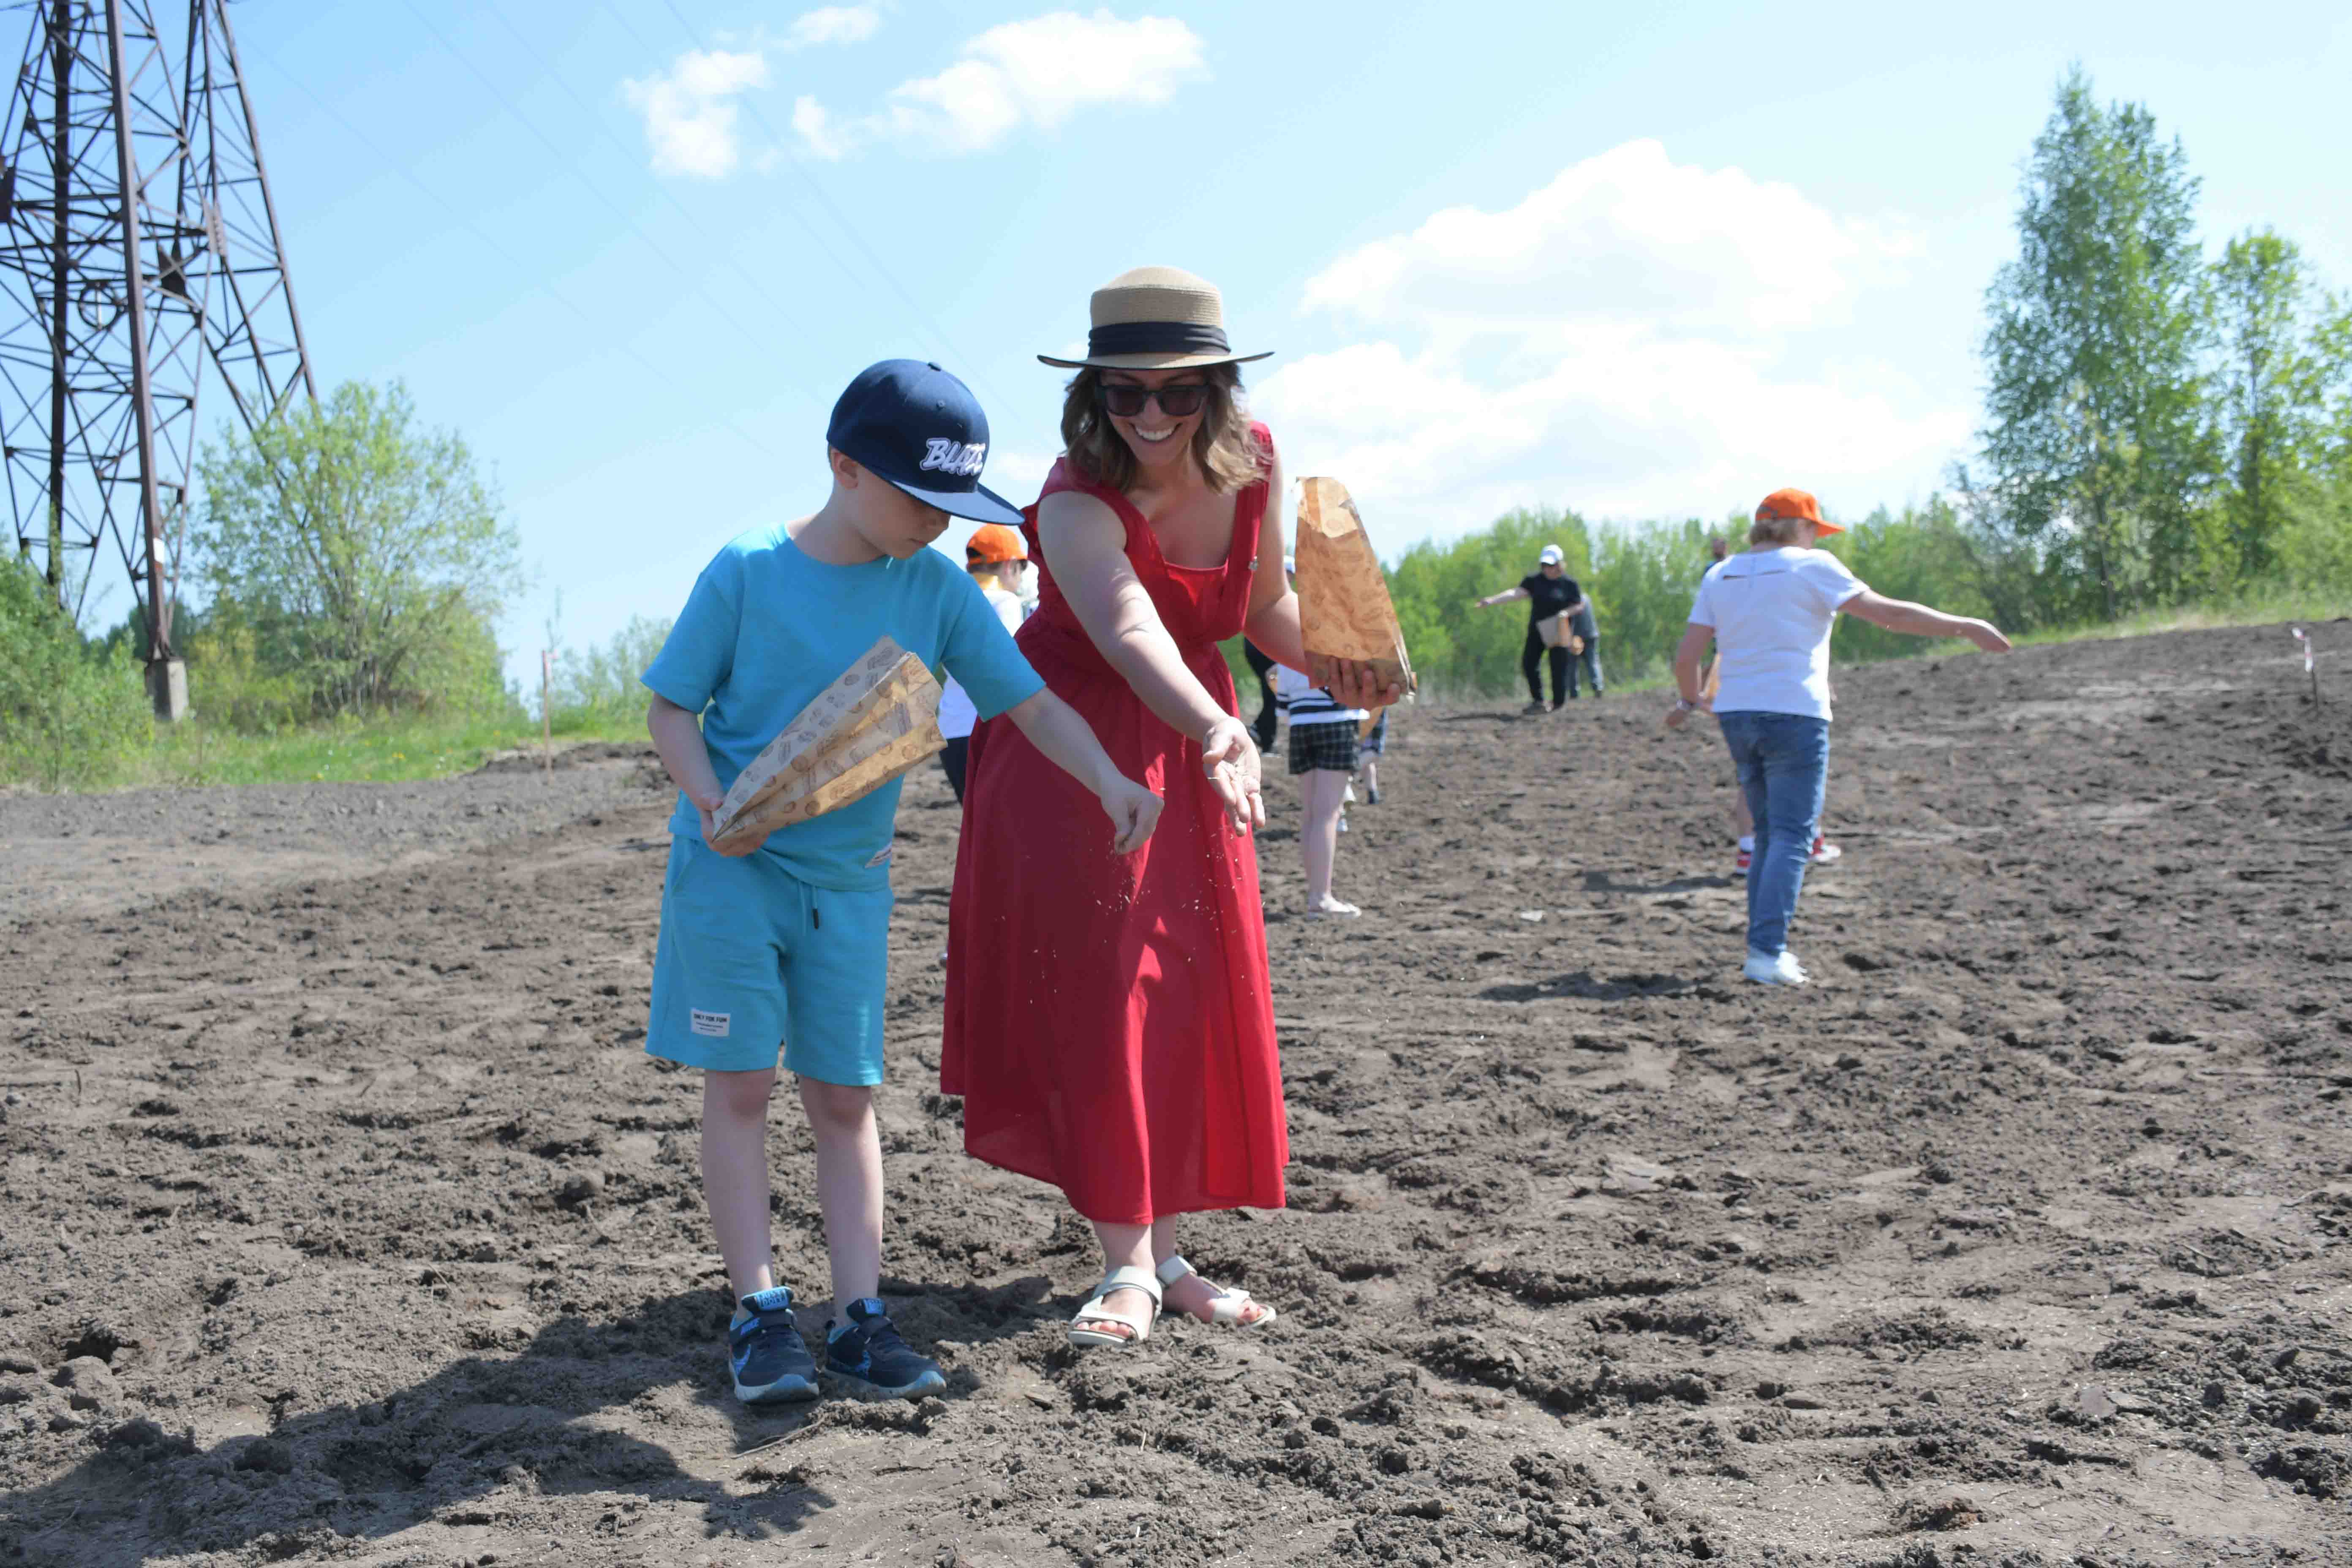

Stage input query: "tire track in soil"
[{"left": 1, "top": 623, "right": 2347, "bottom": 1566}]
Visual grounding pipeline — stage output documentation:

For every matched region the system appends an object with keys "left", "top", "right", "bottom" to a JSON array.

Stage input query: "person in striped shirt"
[{"left": 1273, "top": 661, "right": 1368, "bottom": 918}]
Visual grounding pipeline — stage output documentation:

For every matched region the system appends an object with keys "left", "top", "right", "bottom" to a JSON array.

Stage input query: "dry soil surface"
[{"left": 3, "top": 622, "right": 2349, "bottom": 1568}]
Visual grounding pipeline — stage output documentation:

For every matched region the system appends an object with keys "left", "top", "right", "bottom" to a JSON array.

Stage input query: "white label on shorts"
[
  {"left": 689, "top": 1009, "right": 730, "bottom": 1038},
  {"left": 865, "top": 845, "right": 894, "bottom": 868}
]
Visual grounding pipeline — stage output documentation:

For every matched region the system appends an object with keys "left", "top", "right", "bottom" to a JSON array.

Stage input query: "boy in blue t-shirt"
[{"left": 641, "top": 360, "right": 1162, "bottom": 1405}]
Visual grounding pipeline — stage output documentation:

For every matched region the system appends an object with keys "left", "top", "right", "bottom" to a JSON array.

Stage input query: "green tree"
[
  {"left": 193, "top": 381, "right": 523, "bottom": 720},
  {"left": 0, "top": 554, "right": 151, "bottom": 788},
  {"left": 2205, "top": 229, "right": 2332, "bottom": 586},
  {"left": 1821, "top": 500, "right": 1993, "bottom": 662},
  {"left": 1971, "top": 65, "right": 2209, "bottom": 623},
  {"left": 545, "top": 610, "right": 674, "bottom": 732}
]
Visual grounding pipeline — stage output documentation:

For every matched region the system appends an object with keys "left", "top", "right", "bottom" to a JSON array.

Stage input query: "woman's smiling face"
[{"left": 1100, "top": 367, "right": 1209, "bottom": 474}]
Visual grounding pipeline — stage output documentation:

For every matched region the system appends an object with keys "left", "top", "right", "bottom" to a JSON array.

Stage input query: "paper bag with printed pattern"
[
  {"left": 708, "top": 636, "right": 946, "bottom": 850},
  {"left": 1294, "top": 476, "right": 1416, "bottom": 697}
]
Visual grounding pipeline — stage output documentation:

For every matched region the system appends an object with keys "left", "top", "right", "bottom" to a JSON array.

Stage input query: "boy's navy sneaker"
[
  {"left": 729, "top": 1286, "right": 819, "bottom": 1405},
  {"left": 824, "top": 1297, "right": 945, "bottom": 1401}
]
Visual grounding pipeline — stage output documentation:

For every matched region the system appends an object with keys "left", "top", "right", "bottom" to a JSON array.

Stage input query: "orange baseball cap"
[
  {"left": 1754, "top": 487, "right": 1843, "bottom": 536},
  {"left": 964, "top": 523, "right": 1028, "bottom": 566}
]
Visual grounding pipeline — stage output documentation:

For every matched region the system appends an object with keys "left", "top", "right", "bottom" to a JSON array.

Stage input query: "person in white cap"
[{"left": 1471, "top": 544, "right": 1587, "bottom": 712}]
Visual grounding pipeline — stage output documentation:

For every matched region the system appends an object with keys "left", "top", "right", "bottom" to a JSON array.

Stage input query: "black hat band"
[{"left": 1086, "top": 320, "right": 1231, "bottom": 358}]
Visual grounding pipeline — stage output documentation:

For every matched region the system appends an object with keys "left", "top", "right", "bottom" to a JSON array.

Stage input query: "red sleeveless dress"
[{"left": 940, "top": 438, "right": 1288, "bottom": 1224}]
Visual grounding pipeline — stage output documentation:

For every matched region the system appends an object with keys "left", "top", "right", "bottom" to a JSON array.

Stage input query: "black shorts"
[{"left": 1288, "top": 720, "right": 1359, "bottom": 776}]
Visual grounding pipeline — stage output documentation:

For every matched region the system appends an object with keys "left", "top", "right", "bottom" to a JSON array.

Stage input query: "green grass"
[
  {"left": 23, "top": 585, "right": 2349, "bottom": 793},
  {"left": 128, "top": 705, "right": 649, "bottom": 789},
  {"left": 1408, "top": 585, "right": 2352, "bottom": 706}
]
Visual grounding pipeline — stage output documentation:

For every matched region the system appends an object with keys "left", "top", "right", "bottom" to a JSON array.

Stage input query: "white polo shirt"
[{"left": 1687, "top": 547, "right": 1865, "bottom": 720}]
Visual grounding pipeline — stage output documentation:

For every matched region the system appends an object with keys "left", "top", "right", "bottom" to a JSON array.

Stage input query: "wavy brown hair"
[
  {"left": 1058, "top": 364, "right": 1268, "bottom": 495},
  {"left": 1748, "top": 513, "right": 1813, "bottom": 547}
]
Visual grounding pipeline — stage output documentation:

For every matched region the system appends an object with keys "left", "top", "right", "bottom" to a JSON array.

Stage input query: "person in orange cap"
[
  {"left": 1667, "top": 488, "right": 2011, "bottom": 986},
  {"left": 936, "top": 523, "right": 1033, "bottom": 804},
  {"left": 1701, "top": 530, "right": 1840, "bottom": 876}
]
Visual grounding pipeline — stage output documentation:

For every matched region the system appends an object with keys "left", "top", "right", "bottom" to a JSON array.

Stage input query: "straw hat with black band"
[{"left": 1038, "top": 267, "right": 1272, "bottom": 371}]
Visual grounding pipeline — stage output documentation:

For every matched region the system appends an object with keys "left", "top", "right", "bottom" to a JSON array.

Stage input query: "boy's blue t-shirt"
[{"left": 641, "top": 524, "right": 1045, "bottom": 890}]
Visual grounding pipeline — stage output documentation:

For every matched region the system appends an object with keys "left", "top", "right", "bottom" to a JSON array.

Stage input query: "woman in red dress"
[{"left": 943, "top": 267, "right": 1399, "bottom": 1347}]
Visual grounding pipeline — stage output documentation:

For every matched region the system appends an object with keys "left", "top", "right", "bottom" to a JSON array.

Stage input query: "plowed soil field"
[{"left": 4, "top": 622, "right": 2349, "bottom": 1568}]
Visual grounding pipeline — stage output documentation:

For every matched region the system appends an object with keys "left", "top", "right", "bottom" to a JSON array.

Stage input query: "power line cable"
[
  {"left": 473, "top": 0, "right": 871, "bottom": 398},
  {"left": 591, "top": 0, "right": 933, "bottom": 361},
  {"left": 240, "top": 40, "right": 784, "bottom": 460},
  {"left": 645, "top": 0, "right": 1008, "bottom": 404},
  {"left": 392, "top": 0, "right": 825, "bottom": 413}
]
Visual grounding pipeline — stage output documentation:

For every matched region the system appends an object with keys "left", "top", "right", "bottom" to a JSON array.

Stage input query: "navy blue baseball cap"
[{"left": 826, "top": 359, "right": 1023, "bottom": 526}]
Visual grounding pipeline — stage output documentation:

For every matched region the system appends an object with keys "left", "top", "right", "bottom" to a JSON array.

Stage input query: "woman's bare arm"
[
  {"left": 1035, "top": 490, "right": 1232, "bottom": 741},
  {"left": 1672, "top": 624, "right": 1713, "bottom": 701},
  {"left": 1840, "top": 590, "right": 2011, "bottom": 652},
  {"left": 1472, "top": 585, "right": 1531, "bottom": 608},
  {"left": 1034, "top": 488, "right": 1265, "bottom": 831},
  {"left": 1240, "top": 446, "right": 1307, "bottom": 669}
]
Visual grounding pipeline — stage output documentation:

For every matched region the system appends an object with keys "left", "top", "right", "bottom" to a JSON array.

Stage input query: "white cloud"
[
  {"left": 1252, "top": 141, "right": 1964, "bottom": 544},
  {"left": 622, "top": 47, "right": 769, "bottom": 179},
  {"left": 791, "top": 95, "right": 851, "bottom": 162},
  {"left": 624, "top": 9, "right": 881, "bottom": 178},
  {"left": 1301, "top": 139, "right": 1913, "bottom": 343},
  {"left": 787, "top": 5, "right": 882, "bottom": 48},
  {"left": 795, "top": 10, "right": 1207, "bottom": 160}
]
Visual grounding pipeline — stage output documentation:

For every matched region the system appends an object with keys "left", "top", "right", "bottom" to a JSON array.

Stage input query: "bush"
[
  {"left": 0, "top": 556, "right": 152, "bottom": 789},
  {"left": 545, "top": 614, "right": 672, "bottom": 735}
]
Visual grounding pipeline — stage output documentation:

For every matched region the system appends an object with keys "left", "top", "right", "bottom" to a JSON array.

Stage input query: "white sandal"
[
  {"left": 1068, "top": 1266, "right": 1162, "bottom": 1349},
  {"left": 1155, "top": 1254, "right": 1277, "bottom": 1329}
]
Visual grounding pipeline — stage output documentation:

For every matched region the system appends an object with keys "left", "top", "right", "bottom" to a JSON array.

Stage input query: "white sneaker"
[{"left": 1742, "top": 950, "right": 1808, "bottom": 986}]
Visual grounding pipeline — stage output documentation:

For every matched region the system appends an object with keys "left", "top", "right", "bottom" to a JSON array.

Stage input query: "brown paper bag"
[
  {"left": 1294, "top": 476, "right": 1416, "bottom": 696},
  {"left": 1537, "top": 612, "right": 1570, "bottom": 648},
  {"left": 709, "top": 635, "right": 946, "bottom": 850}
]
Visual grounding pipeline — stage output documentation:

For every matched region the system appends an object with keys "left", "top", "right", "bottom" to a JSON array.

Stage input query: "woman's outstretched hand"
[
  {"left": 1307, "top": 655, "right": 1407, "bottom": 712},
  {"left": 1200, "top": 716, "right": 1267, "bottom": 835},
  {"left": 1963, "top": 619, "right": 2013, "bottom": 654},
  {"left": 1097, "top": 774, "right": 1165, "bottom": 855}
]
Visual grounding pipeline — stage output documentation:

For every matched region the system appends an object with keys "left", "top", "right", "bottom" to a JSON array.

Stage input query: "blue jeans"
[{"left": 1716, "top": 711, "right": 1829, "bottom": 958}]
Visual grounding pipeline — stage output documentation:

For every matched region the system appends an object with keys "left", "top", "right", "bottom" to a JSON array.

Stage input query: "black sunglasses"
[{"left": 1100, "top": 382, "right": 1211, "bottom": 419}]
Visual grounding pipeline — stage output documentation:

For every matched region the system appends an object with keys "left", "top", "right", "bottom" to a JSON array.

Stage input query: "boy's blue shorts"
[{"left": 646, "top": 834, "right": 893, "bottom": 1085}]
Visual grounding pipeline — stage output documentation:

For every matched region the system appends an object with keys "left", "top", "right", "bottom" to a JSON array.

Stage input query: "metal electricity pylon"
[{"left": 0, "top": 0, "right": 313, "bottom": 719}]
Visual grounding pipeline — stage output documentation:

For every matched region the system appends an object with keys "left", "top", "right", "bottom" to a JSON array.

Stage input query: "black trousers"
[
  {"left": 1242, "top": 638, "right": 1278, "bottom": 750},
  {"left": 1521, "top": 625, "right": 1567, "bottom": 706},
  {"left": 940, "top": 735, "right": 970, "bottom": 804}
]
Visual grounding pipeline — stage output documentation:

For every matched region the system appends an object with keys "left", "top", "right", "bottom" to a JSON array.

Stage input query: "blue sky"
[{"left": 153, "top": 1, "right": 2352, "bottom": 682}]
